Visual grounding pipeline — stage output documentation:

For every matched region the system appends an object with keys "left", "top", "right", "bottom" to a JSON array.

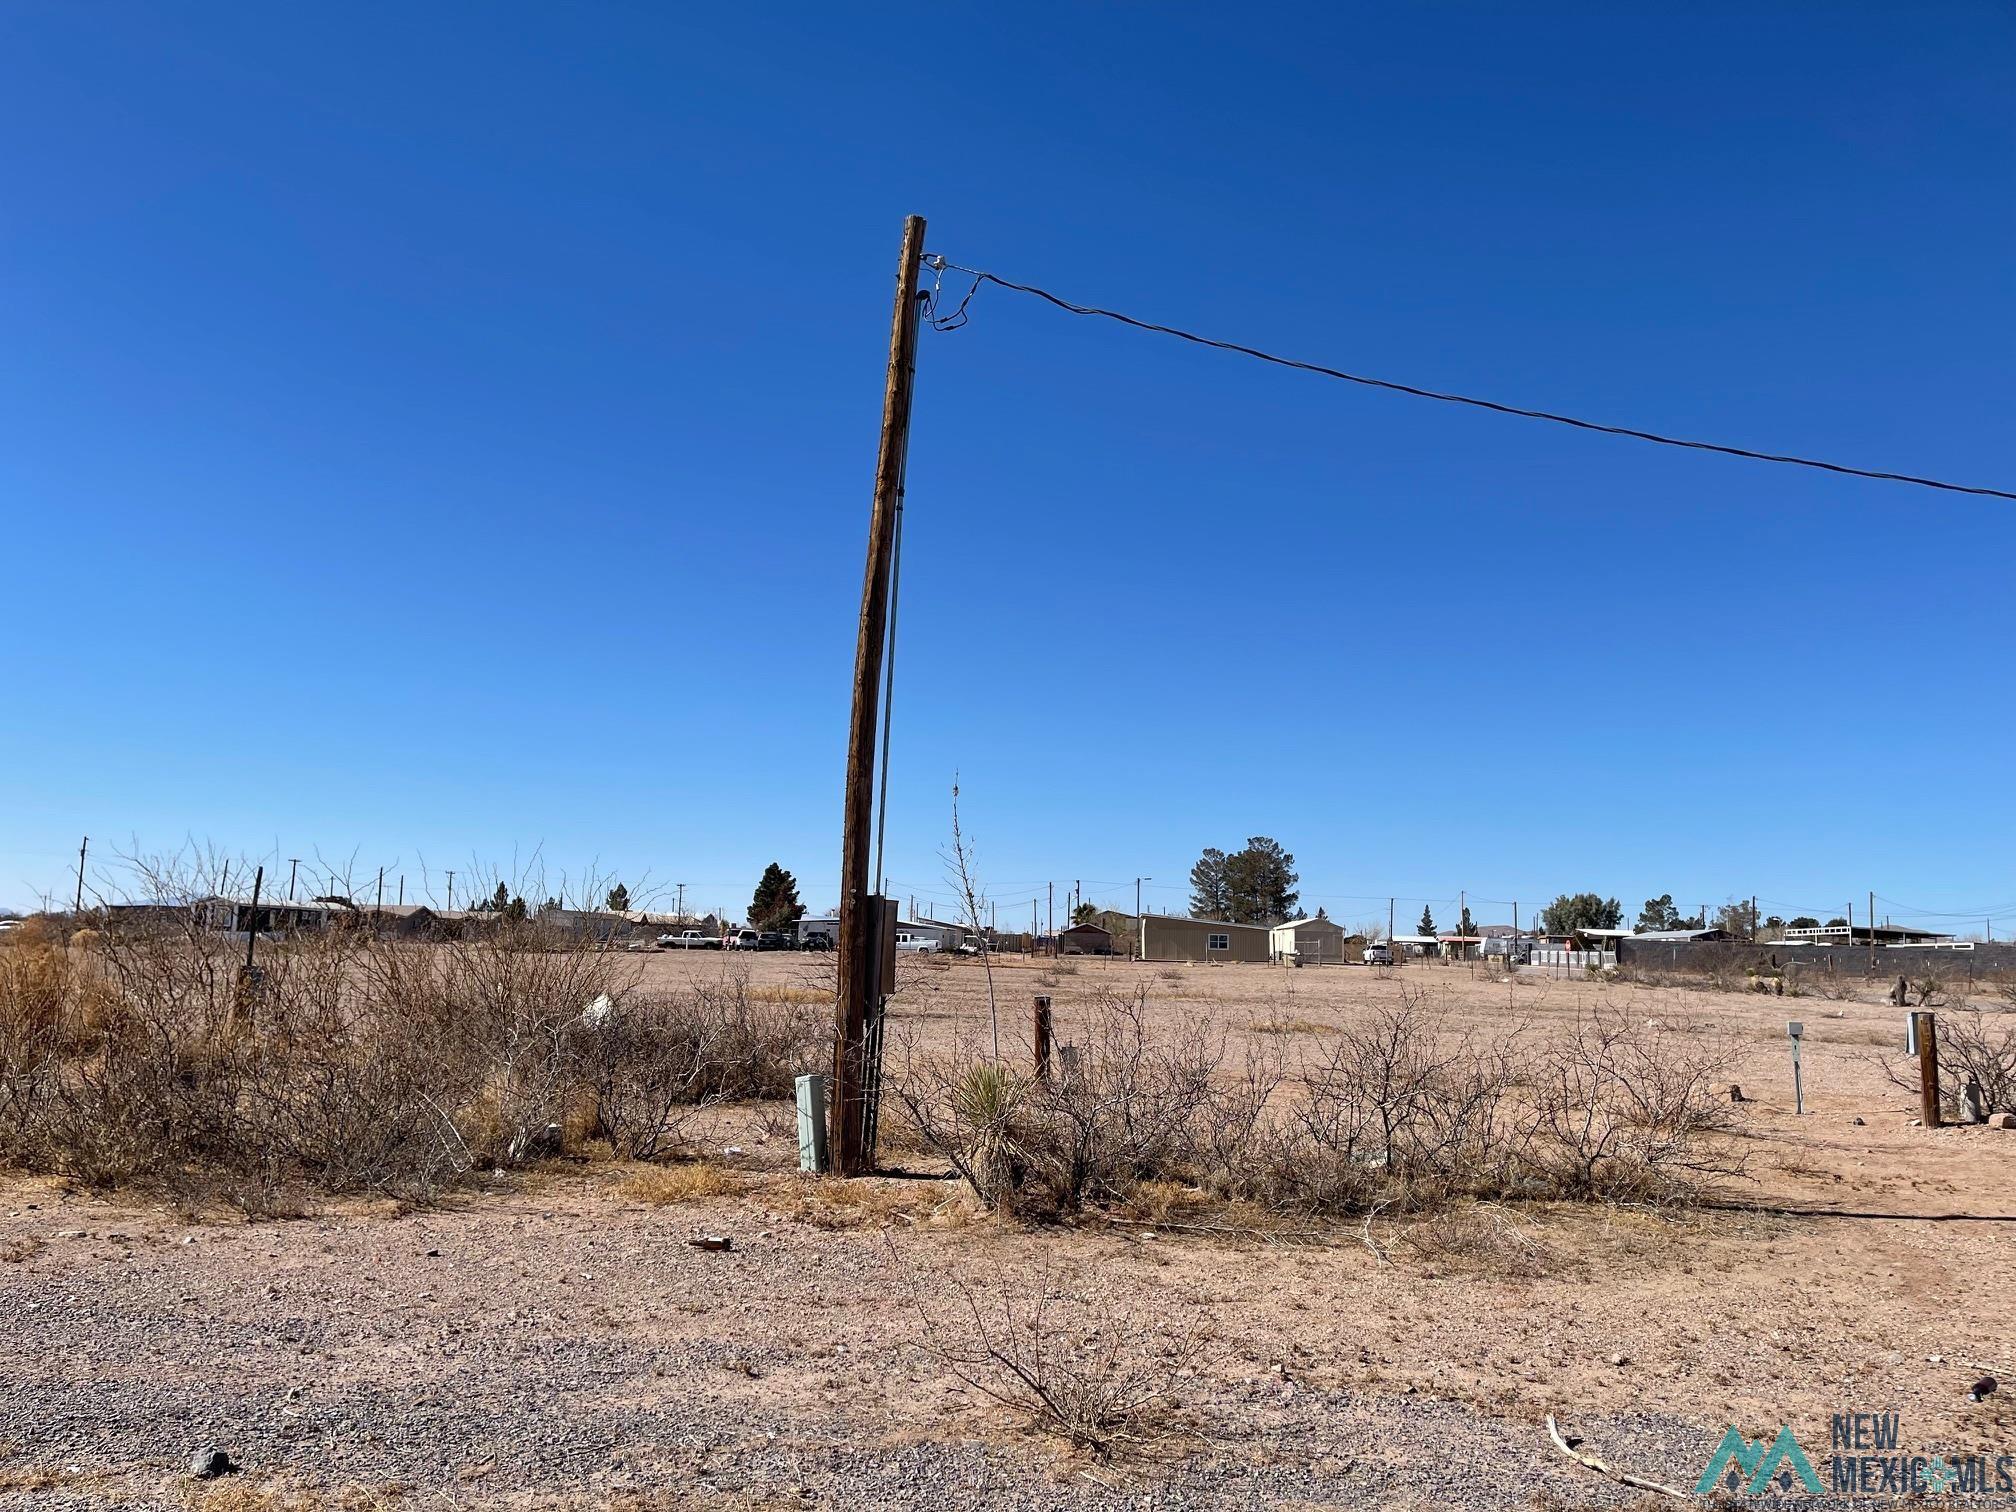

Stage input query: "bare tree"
[{"left": 944, "top": 778, "right": 1000, "bottom": 1061}]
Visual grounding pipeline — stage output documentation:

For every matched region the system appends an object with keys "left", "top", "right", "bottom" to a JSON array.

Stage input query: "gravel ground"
[{"left": 0, "top": 1177, "right": 1739, "bottom": 1511}]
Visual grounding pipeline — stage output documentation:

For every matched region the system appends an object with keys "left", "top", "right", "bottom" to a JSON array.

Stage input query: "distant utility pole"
[
  {"left": 287, "top": 858, "right": 301, "bottom": 903},
  {"left": 398, "top": 875, "right": 405, "bottom": 907},
  {"left": 1047, "top": 882, "right": 1054, "bottom": 939},
  {"left": 676, "top": 882, "right": 686, "bottom": 919},
  {"left": 832, "top": 213, "right": 928, "bottom": 1178},
  {"left": 1388, "top": 897, "right": 1395, "bottom": 943},
  {"left": 74, "top": 835, "right": 88, "bottom": 915},
  {"left": 1869, "top": 889, "right": 1877, "bottom": 971},
  {"left": 375, "top": 867, "right": 385, "bottom": 918},
  {"left": 446, "top": 871, "right": 456, "bottom": 909},
  {"left": 243, "top": 865, "right": 264, "bottom": 974}
]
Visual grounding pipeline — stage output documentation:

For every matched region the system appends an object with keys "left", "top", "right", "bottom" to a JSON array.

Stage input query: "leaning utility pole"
[
  {"left": 287, "top": 857, "right": 301, "bottom": 903},
  {"left": 73, "top": 835, "right": 89, "bottom": 916},
  {"left": 832, "top": 214, "right": 929, "bottom": 1176}
]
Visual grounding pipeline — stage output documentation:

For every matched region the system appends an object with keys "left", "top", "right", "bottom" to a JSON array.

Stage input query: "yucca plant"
[{"left": 953, "top": 1061, "right": 1026, "bottom": 1209}]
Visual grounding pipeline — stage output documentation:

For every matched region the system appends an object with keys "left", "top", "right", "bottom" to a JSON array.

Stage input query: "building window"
[{"left": 1208, "top": 933, "right": 1230, "bottom": 952}]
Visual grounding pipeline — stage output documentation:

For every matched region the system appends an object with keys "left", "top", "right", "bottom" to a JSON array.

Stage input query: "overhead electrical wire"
[{"left": 923, "top": 256, "right": 2016, "bottom": 502}]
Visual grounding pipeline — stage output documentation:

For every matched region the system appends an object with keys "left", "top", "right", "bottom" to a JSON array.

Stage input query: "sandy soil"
[{"left": 4, "top": 954, "right": 2015, "bottom": 1509}]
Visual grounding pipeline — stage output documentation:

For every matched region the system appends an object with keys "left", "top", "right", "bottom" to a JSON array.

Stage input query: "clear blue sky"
[{"left": 3, "top": 3, "right": 2011, "bottom": 932}]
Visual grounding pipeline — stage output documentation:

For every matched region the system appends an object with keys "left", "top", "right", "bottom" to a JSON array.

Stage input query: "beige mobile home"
[{"left": 1140, "top": 914, "right": 1271, "bottom": 963}]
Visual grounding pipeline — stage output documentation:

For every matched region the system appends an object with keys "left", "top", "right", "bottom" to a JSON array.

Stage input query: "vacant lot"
[{"left": 4, "top": 952, "right": 2015, "bottom": 1508}]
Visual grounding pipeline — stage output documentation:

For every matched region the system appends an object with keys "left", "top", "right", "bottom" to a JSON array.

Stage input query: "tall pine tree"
[{"left": 749, "top": 863, "right": 805, "bottom": 932}]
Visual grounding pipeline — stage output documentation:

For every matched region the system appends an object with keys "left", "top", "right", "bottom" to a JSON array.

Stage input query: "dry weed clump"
[
  {"left": 894, "top": 988, "right": 1745, "bottom": 1223},
  {"left": 621, "top": 1162, "right": 741, "bottom": 1205},
  {"left": 0, "top": 878, "right": 822, "bottom": 1206},
  {"left": 904, "top": 1249, "right": 1212, "bottom": 1459}
]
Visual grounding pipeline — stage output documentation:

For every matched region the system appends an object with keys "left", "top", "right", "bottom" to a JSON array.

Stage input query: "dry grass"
[
  {"left": 620, "top": 1162, "right": 741, "bottom": 1205},
  {"left": 745, "top": 984, "right": 831, "bottom": 1006},
  {"left": 182, "top": 1480, "right": 407, "bottom": 1512},
  {"left": 769, "top": 1173, "right": 977, "bottom": 1230},
  {"left": 1247, "top": 1015, "right": 1330, "bottom": 1036}
]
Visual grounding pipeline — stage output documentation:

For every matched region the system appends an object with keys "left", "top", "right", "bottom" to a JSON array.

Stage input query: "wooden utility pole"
[
  {"left": 832, "top": 214, "right": 929, "bottom": 1177},
  {"left": 1914, "top": 1011, "right": 1941, "bottom": 1128},
  {"left": 243, "top": 865, "right": 264, "bottom": 973},
  {"left": 73, "top": 835, "right": 88, "bottom": 916},
  {"left": 375, "top": 867, "right": 385, "bottom": 919},
  {"left": 287, "top": 858, "right": 301, "bottom": 902},
  {"left": 1869, "top": 889, "right": 1877, "bottom": 972}
]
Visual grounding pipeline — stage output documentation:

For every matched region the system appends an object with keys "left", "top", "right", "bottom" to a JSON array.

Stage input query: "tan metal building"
[
  {"left": 1269, "top": 916, "right": 1363, "bottom": 965},
  {"left": 1140, "top": 914, "right": 1272, "bottom": 963}
]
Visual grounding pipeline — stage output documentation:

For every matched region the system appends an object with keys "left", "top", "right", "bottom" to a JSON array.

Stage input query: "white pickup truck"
[{"left": 657, "top": 930, "right": 722, "bottom": 950}]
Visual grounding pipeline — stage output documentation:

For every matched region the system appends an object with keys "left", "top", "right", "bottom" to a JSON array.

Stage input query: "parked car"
[
  {"left": 756, "top": 931, "right": 793, "bottom": 951},
  {"left": 725, "top": 927, "right": 760, "bottom": 950},
  {"left": 1362, "top": 942, "right": 1394, "bottom": 967},
  {"left": 799, "top": 929, "right": 835, "bottom": 950},
  {"left": 954, "top": 939, "right": 985, "bottom": 956}
]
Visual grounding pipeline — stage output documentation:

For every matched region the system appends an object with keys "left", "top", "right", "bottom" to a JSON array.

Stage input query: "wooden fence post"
[
  {"left": 1914, "top": 1010, "right": 1941, "bottom": 1128},
  {"left": 1033, "top": 995, "right": 1053, "bottom": 1082}
]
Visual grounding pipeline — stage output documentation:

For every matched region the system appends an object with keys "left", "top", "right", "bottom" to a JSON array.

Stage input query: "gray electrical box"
[{"left": 865, "top": 895, "right": 898, "bottom": 998}]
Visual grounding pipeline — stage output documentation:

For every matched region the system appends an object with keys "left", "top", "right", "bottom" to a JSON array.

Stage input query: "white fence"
[{"left": 1529, "top": 949, "right": 1617, "bottom": 969}]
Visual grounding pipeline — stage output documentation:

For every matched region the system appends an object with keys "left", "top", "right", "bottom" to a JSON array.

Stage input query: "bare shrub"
[
  {"left": 1528, "top": 1008, "right": 1744, "bottom": 1202},
  {"left": 0, "top": 858, "right": 819, "bottom": 1204},
  {"left": 907, "top": 1252, "right": 1210, "bottom": 1458},
  {"left": 896, "top": 986, "right": 1746, "bottom": 1221},
  {"left": 1927, "top": 1007, "right": 2016, "bottom": 1113}
]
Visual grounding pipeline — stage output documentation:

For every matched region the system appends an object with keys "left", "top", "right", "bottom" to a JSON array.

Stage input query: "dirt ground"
[{"left": 5, "top": 953, "right": 2016, "bottom": 1509}]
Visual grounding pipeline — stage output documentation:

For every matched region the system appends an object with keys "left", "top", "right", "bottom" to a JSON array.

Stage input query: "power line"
[{"left": 925, "top": 257, "right": 2016, "bottom": 502}]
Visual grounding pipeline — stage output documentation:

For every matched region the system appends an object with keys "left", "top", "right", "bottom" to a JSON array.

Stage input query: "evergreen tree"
[
  {"left": 505, "top": 894, "right": 528, "bottom": 924},
  {"left": 749, "top": 863, "right": 806, "bottom": 933},
  {"left": 605, "top": 882, "right": 631, "bottom": 912},
  {"left": 1457, "top": 904, "right": 1476, "bottom": 938},
  {"left": 1419, "top": 904, "right": 1436, "bottom": 937},
  {"left": 485, "top": 881, "right": 510, "bottom": 913},
  {"left": 1638, "top": 894, "right": 1684, "bottom": 931},
  {"left": 1189, "top": 848, "right": 1231, "bottom": 919},
  {"left": 1071, "top": 902, "right": 1099, "bottom": 925}
]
